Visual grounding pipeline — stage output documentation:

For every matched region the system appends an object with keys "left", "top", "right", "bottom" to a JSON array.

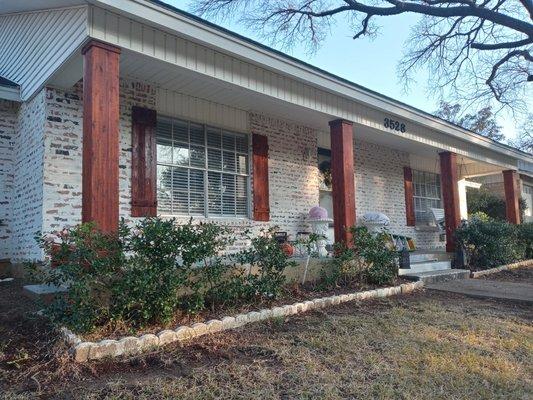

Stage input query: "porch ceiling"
[{"left": 47, "top": 49, "right": 493, "bottom": 163}]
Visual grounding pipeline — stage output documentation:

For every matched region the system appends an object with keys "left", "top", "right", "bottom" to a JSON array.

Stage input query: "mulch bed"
[
  {"left": 69, "top": 277, "right": 409, "bottom": 342},
  {"left": 477, "top": 265, "right": 533, "bottom": 283}
]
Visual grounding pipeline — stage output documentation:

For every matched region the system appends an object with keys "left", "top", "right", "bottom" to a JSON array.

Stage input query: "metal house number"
[{"left": 384, "top": 117, "right": 406, "bottom": 133}]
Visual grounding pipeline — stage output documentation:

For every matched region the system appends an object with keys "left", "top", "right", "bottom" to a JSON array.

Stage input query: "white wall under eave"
[
  {"left": 10, "top": 90, "right": 46, "bottom": 262},
  {"left": 0, "top": 100, "right": 18, "bottom": 260}
]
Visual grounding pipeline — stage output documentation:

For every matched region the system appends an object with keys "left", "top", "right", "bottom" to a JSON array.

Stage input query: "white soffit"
[{"left": 90, "top": 0, "right": 532, "bottom": 164}]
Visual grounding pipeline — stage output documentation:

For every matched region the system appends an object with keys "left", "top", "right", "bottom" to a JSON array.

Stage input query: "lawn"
[{"left": 1, "top": 277, "right": 532, "bottom": 399}]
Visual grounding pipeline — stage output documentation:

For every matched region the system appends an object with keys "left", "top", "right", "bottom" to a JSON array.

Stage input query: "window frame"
[
  {"left": 412, "top": 169, "right": 443, "bottom": 226},
  {"left": 155, "top": 115, "right": 252, "bottom": 219}
]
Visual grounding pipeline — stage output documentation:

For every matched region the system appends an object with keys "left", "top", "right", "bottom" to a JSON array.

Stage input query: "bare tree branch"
[{"left": 192, "top": 0, "right": 533, "bottom": 113}]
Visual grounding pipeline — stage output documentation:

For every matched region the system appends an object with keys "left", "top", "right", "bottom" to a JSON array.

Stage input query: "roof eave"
[
  {"left": 0, "top": 85, "right": 21, "bottom": 102},
  {"left": 89, "top": 0, "right": 532, "bottom": 163}
]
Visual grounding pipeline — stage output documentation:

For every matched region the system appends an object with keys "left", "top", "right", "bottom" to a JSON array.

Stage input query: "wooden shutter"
[
  {"left": 131, "top": 106, "right": 157, "bottom": 217},
  {"left": 403, "top": 167, "right": 415, "bottom": 226},
  {"left": 252, "top": 133, "right": 270, "bottom": 221}
]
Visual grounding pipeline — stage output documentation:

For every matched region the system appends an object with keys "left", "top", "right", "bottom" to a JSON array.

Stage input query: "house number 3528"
[{"left": 384, "top": 118, "right": 406, "bottom": 133}]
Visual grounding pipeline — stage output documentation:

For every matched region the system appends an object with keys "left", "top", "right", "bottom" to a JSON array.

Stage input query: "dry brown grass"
[{"left": 1, "top": 284, "right": 532, "bottom": 399}]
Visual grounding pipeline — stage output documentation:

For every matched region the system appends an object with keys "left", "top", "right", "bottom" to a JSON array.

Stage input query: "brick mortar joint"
[{"left": 64, "top": 281, "right": 424, "bottom": 362}]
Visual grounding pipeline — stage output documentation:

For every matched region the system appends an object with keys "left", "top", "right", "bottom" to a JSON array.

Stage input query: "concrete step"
[
  {"left": 410, "top": 251, "right": 451, "bottom": 263},
  {"left": 402, "top": 269, "right": 470, "bottom": 284},
  {"left": 23, "top": 284, "right": 68, "bottom": 303},
  {"left": 399, "top": 260, "right": 452, "bottom": 276}
]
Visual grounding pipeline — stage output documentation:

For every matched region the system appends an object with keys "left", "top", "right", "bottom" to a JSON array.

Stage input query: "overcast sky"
[{"left": 165, "top": 1, "right": 519, "bottom": 139}]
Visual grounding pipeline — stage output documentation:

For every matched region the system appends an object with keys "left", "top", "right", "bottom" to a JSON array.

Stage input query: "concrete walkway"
[{"left": 427, "top": 279, "right": 533, "bottom": 304}]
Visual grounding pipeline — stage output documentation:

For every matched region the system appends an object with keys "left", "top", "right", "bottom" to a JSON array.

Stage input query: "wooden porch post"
[
  {"left": 329, "top": 119, "right": 356, "bottom": 245},
  {"left": 81, "top": 40, "right": 121, "bottom": 233},
  {"left": 503, "top": 170, "right": 521, "bottom": 224},
  {"left": 439, "top": 151, "right": 461, "bottom": 252}
]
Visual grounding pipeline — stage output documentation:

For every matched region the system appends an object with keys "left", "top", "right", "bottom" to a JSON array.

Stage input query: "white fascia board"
[
  {"left": 91, "top": 0, "right": 531, "bottom": 164},
  {"left": 0, "top": 85, "right": 20, "bottom": 101}
]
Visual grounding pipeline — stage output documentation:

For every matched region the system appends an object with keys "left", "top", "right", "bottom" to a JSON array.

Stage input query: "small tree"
[{"left": 434, "top": 101, "right": 504, "bottom": 142}]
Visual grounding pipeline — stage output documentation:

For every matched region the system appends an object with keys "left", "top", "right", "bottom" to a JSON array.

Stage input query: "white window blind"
[
  {"left": 413, "top": 170, "right": 442, "bottom": 225},
  {"left": 156, "top": 117, "right": 250, "bottom": 218}
]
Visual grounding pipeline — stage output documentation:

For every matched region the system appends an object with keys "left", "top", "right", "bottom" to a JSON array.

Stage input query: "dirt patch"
[{"left": 478, "top": 266, "right": 533, "bottom": 283}]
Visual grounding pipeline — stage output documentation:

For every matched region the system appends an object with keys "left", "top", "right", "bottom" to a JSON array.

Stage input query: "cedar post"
[
  {"left": 439, "top": 151, "right": 461, "bottom": 252},
  {"left": 252, "top": 134, "right": 270, "bottom": 221},
  {"left": 82, "top": 40, "right": 121, "bottom": 232},
  {"left": 503, "top": 170, "right": 521, "bottom": 224},
  {"left": 403, "top": 167, "right": 415, "bottom": 226},
  {"left": 329, "top": 119, "right": 356, "bottom": 245}
]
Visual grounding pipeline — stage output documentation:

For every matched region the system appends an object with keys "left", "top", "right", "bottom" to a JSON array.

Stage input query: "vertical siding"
[
  {"left": 0, "top": 6, "right": 88, "bottom": 101},
  {"left": 156, "top": 88, "right": 249, "bottom": 132}
]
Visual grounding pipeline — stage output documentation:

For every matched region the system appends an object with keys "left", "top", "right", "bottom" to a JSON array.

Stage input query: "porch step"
[
  {"left": 402, "top": 269, "right": 470, "bottom": 284},
  {"left": 399, "top": 260, "right": 452, "bottom": 276},
  {"left": 23, "top": 284, "right": 68, "bottom": 303},
  {"left": 410, "top": 251, "right": 451, "bottom": 263}
]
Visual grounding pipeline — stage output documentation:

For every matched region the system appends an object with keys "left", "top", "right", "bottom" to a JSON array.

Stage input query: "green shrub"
[
  {"left": 455, "top": 217, "right": 526, "bottom": 270},
  {"left": 467, "top": 188, "right": 526, "bottom": 221},
  {"left": 237, "top": 227, "right": 298, "bottom": 300},
  {"left": 33, "top": 223, "right": 126, "bottom": 332},
  {"left": 31, "top": 220, "right": 297, "bottom": 333},
  {"left": 113, "top": 218, "right": 194, "bottom": 326},
  {"left": 517, "top": 222, "right": 533, "bottom": 259},
  {"left": 321, "top": 226, "right": 397, "bottom": 288}
]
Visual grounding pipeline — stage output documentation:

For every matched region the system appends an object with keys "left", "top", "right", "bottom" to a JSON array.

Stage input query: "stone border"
[
  {"left": 62, "top": 281, "right": 424, "bottom": 362},
  {"left": 470, "top": 259, "right": 533, "bottom": 278}
]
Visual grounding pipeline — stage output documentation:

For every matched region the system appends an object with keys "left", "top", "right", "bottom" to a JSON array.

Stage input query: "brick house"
[{"left": 1, "top": 0, "right": 532, "bottom": 271}]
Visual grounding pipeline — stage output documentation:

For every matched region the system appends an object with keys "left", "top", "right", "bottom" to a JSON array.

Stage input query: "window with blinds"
[
  {"left": 156, "top": 117, "right": 250, "bottom": 218},
  {"left": 413, "top": 170, "right": 442, "bottom": 225}
]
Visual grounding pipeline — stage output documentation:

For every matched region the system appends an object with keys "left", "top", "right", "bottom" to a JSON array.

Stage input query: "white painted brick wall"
[
  {"left": 10, "top": 90, "right": 46, "bottom": 262},
  {"left": 354, "top": 140, "right": 443, "bottom": 249},
  {"left": 0, "top": 100, "right": 18, "bottom": 259},
  {"left": 9, "top": 79, "right": 441, "bottom": 260}
]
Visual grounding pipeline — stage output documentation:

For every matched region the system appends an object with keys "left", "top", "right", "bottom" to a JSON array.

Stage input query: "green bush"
[
  {"left": 321, "top": 226, "right": 397, "bottom": 288},
  {"left": 31, "top": 219, "right": 296, "bottom": 333},
  {"left": 455, "top": 217, "right": 527, "bottom": 270},
  {"left": 237, "top": 228, "right": 298, "bottom": 300},
  {"left": 517, "top": 222, "right": 533, "bottom": 259},
  {"left": 467, "top": 188, "right": 526, "bottom": 221},
  {"left": 33, "top": 223, "right": 126, "bottom": 332}
]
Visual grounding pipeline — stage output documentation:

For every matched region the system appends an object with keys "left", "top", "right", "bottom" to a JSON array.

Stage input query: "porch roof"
[{"left": 0, "top": 0, "right": 531, "bottom": 172}]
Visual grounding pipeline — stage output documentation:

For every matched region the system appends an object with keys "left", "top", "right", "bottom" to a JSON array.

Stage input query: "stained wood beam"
[
  {"left": 329, "top": 119, "right": 356, "bottom": 245},
  {"left": 82, "top": 40, "right": 121, "bottom": 233},
  {"left": 503, "top": 170, "right": 521, "bottom": 224},
  {"left": 439, "top": 151, "right": 461, "bottom": 252}
]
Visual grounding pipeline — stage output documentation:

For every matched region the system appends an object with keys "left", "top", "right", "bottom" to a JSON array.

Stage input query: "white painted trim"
[
  {"left": 0, "top": 85, "right": 20, "bottom": 101},
  {"left": 89, "top": 0, "right": 532, "bottom": 164}
]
